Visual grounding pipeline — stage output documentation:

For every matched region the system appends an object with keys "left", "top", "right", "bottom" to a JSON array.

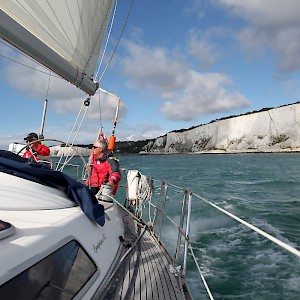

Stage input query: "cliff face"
[
  {"left": 50, "top": 145, "right": 91, "bottom": 157},
  {"left": 142, "top": 103, "right": 300, "bottom": 154}
]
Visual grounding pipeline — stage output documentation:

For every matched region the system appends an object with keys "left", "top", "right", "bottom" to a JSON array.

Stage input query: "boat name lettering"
[{"left": 93, "top": 234, "right": 106, "bottom": 253}]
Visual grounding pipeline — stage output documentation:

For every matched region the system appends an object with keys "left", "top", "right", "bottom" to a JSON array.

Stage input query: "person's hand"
[{"left": 31, "top": 149, "right": 38, "bottom": 156}]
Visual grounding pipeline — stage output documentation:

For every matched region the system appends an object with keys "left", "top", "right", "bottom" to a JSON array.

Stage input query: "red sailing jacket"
[
  {"left": 23, "top": 143, "right": 50, "bottom": 161},
  {"left": 85, "top": 151, "right": 121, "bottom": 195}
]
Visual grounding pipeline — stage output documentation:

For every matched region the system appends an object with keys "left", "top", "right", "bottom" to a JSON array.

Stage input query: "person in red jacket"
[
  {"left": 85, "top": 138, "right": 121, "bottom": 196},
  {"left": 22, "top": 132, "right": 50, "bottom": 162}
]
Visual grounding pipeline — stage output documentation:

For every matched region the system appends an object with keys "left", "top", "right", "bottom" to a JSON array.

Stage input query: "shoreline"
[
  {"left": 48, "top": 147, "right": 300, "bottom": 157},
  {"left": 138, "top": 148, "right": 300, "bottom": 155}
]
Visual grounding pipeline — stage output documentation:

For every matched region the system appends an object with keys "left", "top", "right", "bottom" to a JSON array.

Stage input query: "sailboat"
[
  {"left": 0, "top": 1, "right": 195, "bottom": 299},
  {"left": 1, "top": 1, "right": 299, "bottom": 300}
]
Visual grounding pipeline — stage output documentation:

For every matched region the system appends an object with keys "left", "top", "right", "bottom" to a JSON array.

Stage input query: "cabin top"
[{"left": 0, "top": 172, "right": 75, "bottom": 210}]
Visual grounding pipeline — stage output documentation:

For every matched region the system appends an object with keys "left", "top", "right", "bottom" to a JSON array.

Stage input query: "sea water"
[
  {"left": 67, "top": 153, "right": 300, "bottom": 299},
  {"left": 118, "top": 153, "right": 300, "bottom": 300}
]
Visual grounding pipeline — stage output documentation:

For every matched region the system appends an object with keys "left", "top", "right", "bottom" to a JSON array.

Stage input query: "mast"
[{"left": 40, "top": 99, "right": 48, "bottom": 137}]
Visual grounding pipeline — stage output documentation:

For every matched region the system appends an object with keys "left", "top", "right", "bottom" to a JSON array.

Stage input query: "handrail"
[
  {"left": 191, "top": 192, "right": 300, "bottom": 258},
  {"left": 54, "top": 162, "right": 81, "bottom": 181},
  {"left": 188, "top": 245, "right": 214, "bottom": 300},
  {"left": 147, "top": 176, "right": 300, "bottom": 258},
  {"left": 182, "top": 191, "right": 192, "bottom": 278},
  {"left": 121, "top": 168, "right": 300, "bottom": 300}
]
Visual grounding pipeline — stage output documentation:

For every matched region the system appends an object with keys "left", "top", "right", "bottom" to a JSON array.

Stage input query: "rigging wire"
[
  {"left": 94, "top": 88, "right": 120, "bottom": 150},
  {"left": 97, "top": 0, "right": 135, "bottom": 83},
  {"left": 98, "top": 90, "right": 103, "bottom": 134},
  {"left": 0, "top": 40, "right": 61, "bottom": 78},
  {"left": 144, "top": 175, "right": 300, "bottom": 258},
  {"left": 0, "top": 0, "right": 135, "bottom": 84},
  {"left": 84, "top": 1, "right": 115, "bottom": 74},
  {"left": 58, "top": 105, "right": 90, "bottom": 171},
  {"left": 0, "top": 53, "right": 61, "bottom": 78},
  {"left": 56, "top": 99, "right": 90, "bottom": 171},
  {"left": 123, "top": 168, "right": 300, "bottom": 298},
  {"left": 107, "top": 97, "right": 120, "bottom": 150},
  {"left": 94, "top": 0, "right": 118, "bottom": 80},
  {"left": 59, "top": 105, "right": 90, "bottom": 171}
]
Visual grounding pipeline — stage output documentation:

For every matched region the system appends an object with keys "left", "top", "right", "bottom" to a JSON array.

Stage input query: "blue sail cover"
[{"left": 0, "top": 151, "right": 105, "bottom": 226}]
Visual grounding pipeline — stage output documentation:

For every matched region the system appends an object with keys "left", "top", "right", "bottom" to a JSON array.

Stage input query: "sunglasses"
[{"left": 92, "top": 145, "right": 101, "bottom": 149}]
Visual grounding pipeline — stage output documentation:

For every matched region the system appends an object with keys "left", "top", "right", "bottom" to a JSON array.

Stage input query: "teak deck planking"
[{"left": 99, "top": 206, "right": 186, "bottom": 300}]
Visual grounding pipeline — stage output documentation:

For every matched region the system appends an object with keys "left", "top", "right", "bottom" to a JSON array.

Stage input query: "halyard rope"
[
  {"left": 94, "top": 0, "right": 118, "bottom": 81},
  {"left": 97, "top": 0, "right": 135, "bottom": 83}
]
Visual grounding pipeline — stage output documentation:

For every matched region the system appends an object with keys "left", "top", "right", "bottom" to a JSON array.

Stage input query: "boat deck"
[{"left": 98, "top": 204, "right": 188, "bottom": 300}]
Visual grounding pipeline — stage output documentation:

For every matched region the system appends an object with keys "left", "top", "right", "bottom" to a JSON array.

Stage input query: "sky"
[{"left": 1, "top": 0, "right": 300, "bottom": 150}]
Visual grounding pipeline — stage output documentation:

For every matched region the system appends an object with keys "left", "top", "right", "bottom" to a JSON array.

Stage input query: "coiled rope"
[{"left": 137, "top": 175, "right": 153, "bottom": 202}]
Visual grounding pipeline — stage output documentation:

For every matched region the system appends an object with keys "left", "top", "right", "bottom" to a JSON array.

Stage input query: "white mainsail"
[{"left": 0, "top": 0, "right": 114, "bottom": 95}]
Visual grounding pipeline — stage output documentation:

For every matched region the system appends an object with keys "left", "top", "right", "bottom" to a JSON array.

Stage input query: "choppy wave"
[{"left": 76, "top": 153, "right": 300, "bottom": 299}]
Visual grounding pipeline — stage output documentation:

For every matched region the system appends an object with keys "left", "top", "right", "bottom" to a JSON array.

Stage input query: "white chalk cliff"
[
  {"left": 142, "top": 103, "right": 300, "bottom": 154},
  {"left": 50, "top": 145, "right": 91, "bottom": 157}
]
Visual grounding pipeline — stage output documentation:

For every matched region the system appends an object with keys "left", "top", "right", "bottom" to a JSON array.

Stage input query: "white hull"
[{"left": 0, "top": 172, "right": 124, "bottom": 299}]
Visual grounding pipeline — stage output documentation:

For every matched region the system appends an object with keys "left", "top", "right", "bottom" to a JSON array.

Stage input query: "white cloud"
[
  {"left": 3, "top": 54, "right": 127, "bottom": 121},
  {"left": 0, "top": 51, "right": 129, "bottom": 147},
  {"left": 51, "top": 91, "right": 127, "bottom": 121},
  {"left": 117, "top": 123, "right": 165, "bottom": 141},
  {"left": 160, "top": 71, "right": 250, "bottom": 121},
  {"left": 188, "top": 34, "right": 217, "bottom": 70},
  {"left": 121, "top": 41, "right": 190, "bottom": 95},
  {"left": 4, "top": 55, "right": 84, "bottom": 99},
  {"left": 186, "top": 27, "right": 229, "bottom": 70},
  {"left": 274, "top": 28, "right": 300, "bottom": 72},
  {"left": 120, "top": 41, "right": 250, "bottom": 121},
  {"left": 217, "top": 0, "right": 300, "bottom": 28},
  {"left": 217, "top": 0, "right": 300, "bottom": 72}
]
